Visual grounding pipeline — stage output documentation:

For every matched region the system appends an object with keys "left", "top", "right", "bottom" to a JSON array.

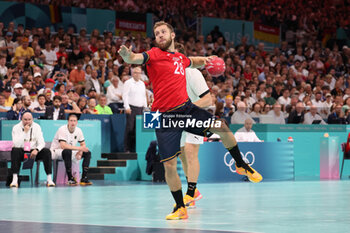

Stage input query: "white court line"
[{"left": 0, "top": 219, "right": 263, "bottom": 233}]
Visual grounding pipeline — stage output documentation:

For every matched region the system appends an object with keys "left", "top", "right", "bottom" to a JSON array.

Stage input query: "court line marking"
[{"left": 0, "top": 219, "right": 262, "bottom": 233}]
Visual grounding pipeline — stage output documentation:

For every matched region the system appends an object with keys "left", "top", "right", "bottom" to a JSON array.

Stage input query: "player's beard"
[{"left": 157, "top": 37, "right": 172, "bottom": 51}]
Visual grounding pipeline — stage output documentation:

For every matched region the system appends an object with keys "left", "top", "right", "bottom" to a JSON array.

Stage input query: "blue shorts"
[{"left": 156, "top": 100, "right": 215, "bottom": 162}]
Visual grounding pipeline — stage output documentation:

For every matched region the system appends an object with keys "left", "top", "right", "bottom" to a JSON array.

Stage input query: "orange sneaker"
[
  {"left": 194, "top": 189, "right": 203, "bottom": 201},
  {"left": 184, "top": 194, "right": 195, "bottom": 207},
  {"left": 235, "top": 164, "right": 263, "bottom": 183},
  {"left": 165, "top": 207, "right": 188, "bottom": 220}
]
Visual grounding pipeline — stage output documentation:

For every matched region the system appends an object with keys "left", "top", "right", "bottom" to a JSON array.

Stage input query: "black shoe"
[
  {"left": 80, "top": 177, "right": 93, "bottom": 186},
  {"left": 67, "top": 177, "right": 78, "bottom": 186}
]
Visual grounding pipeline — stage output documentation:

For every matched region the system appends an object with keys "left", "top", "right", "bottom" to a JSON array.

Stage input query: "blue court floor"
[{"left": 0, "top": 180, "right": 350, "bottom": 233}]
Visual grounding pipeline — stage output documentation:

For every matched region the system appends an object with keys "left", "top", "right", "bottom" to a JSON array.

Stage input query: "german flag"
[
  {"left": 254, "top": 23, "right": 280, "bottom": 44},
  {"left": 49, "top": 5, "right": 62, "bottom": 24}
]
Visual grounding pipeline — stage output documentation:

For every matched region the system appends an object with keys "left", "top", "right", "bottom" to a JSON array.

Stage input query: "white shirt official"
[
  {"left": 303, "top": 112, "right": 326, "bottom": 125},
  {"left": 122, "top": 77, "right": 147, "bottom": 109},
  {"left": 234, "top": 127, "right": 262, "bottom": 142},
  {"left": 12, "top": 121, "right": 45, "bottom": 151}
]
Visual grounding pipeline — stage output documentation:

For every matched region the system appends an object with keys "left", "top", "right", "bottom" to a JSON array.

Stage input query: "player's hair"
[
  {"left": 174, "top": 42, "right": 185, "bottom": 54},
  {"left": 153, "top": 21, "right": 174, "bottom": 33}
]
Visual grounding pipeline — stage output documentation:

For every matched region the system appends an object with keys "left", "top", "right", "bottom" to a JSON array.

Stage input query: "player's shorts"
[
  {"left": 51, "top": 149, "right": 80, "bottom": 163},
  {"left": 180, "top": 131, "right": 204, "bottom": 147},
  {"left": 156, "top": 99, "right": 214, "bottom": 163}
]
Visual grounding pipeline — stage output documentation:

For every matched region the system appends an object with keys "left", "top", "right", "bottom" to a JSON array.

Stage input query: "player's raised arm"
[
  {"left": 118, "top": 45, "right": 144, "bottom": 64},
  {"left": 189, "top": 56, "right": 216, "bottom": 68}
]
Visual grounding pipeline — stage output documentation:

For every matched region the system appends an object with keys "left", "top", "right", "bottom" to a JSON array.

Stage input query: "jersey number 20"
[{"left": 174, "top": 61, "right": 184, "bottom": 75}]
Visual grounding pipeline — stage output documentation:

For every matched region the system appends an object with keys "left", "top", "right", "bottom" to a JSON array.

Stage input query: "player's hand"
[
  {"left": 24, "top": 124, "right": 31, "bottom": 133},
  {"left": 80, "top": 146, "right": 89, "bottom": 153},
  {"left": 118, "top": 45, "right": 132, "bottom": 58},
  {"left": 125, "top": 109, "right": 131, "bottom": 114},
  {"left": 75, "top": 150, "right": 83, "bottom": 160},
  {"left": 204, "top": 55, "right": 217, "bottom": 65},
  {"left": 30, "top": 149, "right": 38, "bottom": 159}
]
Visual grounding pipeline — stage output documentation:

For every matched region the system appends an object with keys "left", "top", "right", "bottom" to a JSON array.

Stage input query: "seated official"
[
  {"left": 327, "top": 104, "right": 346, "bottom": 124},
  {"left": 50, "top": 113, "right": 92, "bottom": 186},
  {"left": 9, "top": 112, "right": 55, "bottom": 187},
  {"left": 234, "top": 118, "right": 262, "bottom": 142}
]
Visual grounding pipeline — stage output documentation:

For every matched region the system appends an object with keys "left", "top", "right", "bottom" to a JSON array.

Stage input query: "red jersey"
[{"left": 143, "top": 47, "right": 191, "bottom": 112}]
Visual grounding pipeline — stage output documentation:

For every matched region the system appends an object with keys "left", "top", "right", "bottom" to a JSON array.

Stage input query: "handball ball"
[{"left": 205, "top": 57, "right": 225, "bottom": 76}]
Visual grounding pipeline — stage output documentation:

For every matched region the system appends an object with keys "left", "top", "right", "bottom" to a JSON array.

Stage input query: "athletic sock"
[
  {"left": 11, "top": 174, "right": 18, "bottom": 185},
  {"left": 171, "top": 190, "right": 185, "bottom": 210},
  {"left": 227, "top": 145, "right": 254, "bottom": 173},
  {"left": 186, "top": 182, "right": 197, "bottom": 197}
]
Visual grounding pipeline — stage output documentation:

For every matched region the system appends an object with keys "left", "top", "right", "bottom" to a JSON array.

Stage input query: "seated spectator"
[
  {"left": 0, "top": 93, "right": 11, "bottom": 112},
  {"left": 250, "top": 103, "right": 261, "bottom": 118},
  {"left": 77, "top": 97, "right": 88, "bottom": 112},
  {"left": 54, "top": 83, "right": 66, "bottom": 96},
  {"left": 13, "top": 37, "right": 34, "bottom": 64},
  {"left": 95, "top": 94, "right": 112, "bottom": 115},
  {"left": 61, "top": 94, "right": 80, "bottom": 113},
  {"left": 303, "top": 105, "right": 327, "bottom": 125},
  {"left": 69, "top": 59, "right": 85, "bottom": 95},
  {"left": 268, "top": 103, "right": 286, "bottom": 124},
  {"left": 328, "top": 104, "right": 346, "bottom": 124},
  {"left": 9, "top": 112, "right": 55, "bottom": 187},
  {"left": 231, "top": 101, "right": 255, "bottom": 124},
  {"left": 21, "top": 95, "right": 32, "bottom": 112},
  {"left": 7, "top": 98, "right": 28, "bottom": 120},
  {"left": 223, "top": 95, "right": 235, "bottom": 117},
  {"left": 50, "top": 113, "right": 92, "bottom": 186},
  {"left": 42, "top": 41, "right": 57, "bottom": 71},
  {"left": 33, "top": 94, "right": 47, "bottom": 113},
  {"left": 3, "top": 86, "right": 14, "bottom": 107},
  {"left": 85, "top": 69, "right": 103, "bottom": 96},
  {"left": 33, "top": 72, "right": 45, "bottom": 92},
  {"left": 11, "top": 83, "right": 23, "bottom": 99},
  {"left": 51, "top": 56, "right": 68, "bottom": 77},
  {"left": 106, "top": 76, "right": 123, "bottom": 113},
  {"left": 83, "top": 97, "right": 98, "bottom": 114},
  {"left": 278, "top": 89, "right": 291, "bottom": 106},
  {"left": 43, "top": 95, "right": 65, "bottom": 120},
  {"left": 263, "top": 85, "right": 276, "bottom": 106},
  {"left": 287, "top": 102, "right": 305, "bottom": 124},
  {"left": 234, "top": 118, "right": 262, "bottom": 142}
]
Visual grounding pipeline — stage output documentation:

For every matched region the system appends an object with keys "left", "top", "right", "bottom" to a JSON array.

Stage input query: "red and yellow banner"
[
  {"left": 49, "top": 5, "right": 62, "bottom": 24},
  {"left": 116, "top": 12, "right": 147, "bottom": 37},
  {"left": 254, "top": 23, "right": 280, "bottom": 44}
]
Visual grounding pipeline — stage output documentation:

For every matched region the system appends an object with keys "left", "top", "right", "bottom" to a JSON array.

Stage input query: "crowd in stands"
[
  {"left": 0, "top": 1, "right": 350, "bottom": 124},
  {"left": 13, "top": 0, "right": 350, "bottom": 43}
]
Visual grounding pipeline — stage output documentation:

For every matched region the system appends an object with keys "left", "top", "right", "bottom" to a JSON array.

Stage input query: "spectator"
[
  {"left": 0, "top": 93, "right": 11, "bottom": 112},
  {"left": 3, "top": 86, "right": 14, "bottom": 107},
  {"left": 61, "top": 94, "right": 80, "bottom": 113},
  {"left": 263, "top": 85, "right": 276, "bottom": 106},
  {"left": 304, "top": 105, "right": 327, "bottom": 125},
  {"left": 231, "top": 101, "right": 255, "bottom": 124},
  {"left": 268, "top": 103, "right": 286, "bottom": 124},
  {"left": 234, "top": 118, "right": 262, "bottom": 142},
  {"left": 77, "top": 97, "right": 88, "bottom": 112},
  {"left": 9, "top": 112, "right": 55, "bottom": 188},
  {"left": 83, "top": 97, "right": 98, "bottom": 114},
  {"left": 287, "top": 102, "right": 305, "bottom": 124},
  {"left": 7, "top": 98, "right": 27, "bottom": 120},
  {"left": 11, "top": 83, "right": 23, "bottom": 99},
  {"left": 51, "top": 56, "right": 68, "bottom": 76},
  {"left": 0, "top": 32, "right": 15, "bottom": 62},
  {"left": 277, "top": 89, "right": 291, "bottom": 106},
  {"left": 21, "top": 95, "right": 32, "bottom": 112},
  {"left": 50, "top": 113, "right": 92, "bottom": 186},
  {"left": 85, "top": 69, "right": 103, "bottom": 96},
  {"left": 95, "top": 94, "right": 112, "bottom": 115},
  {"left": 250, "top": 103, "right": 261, "bottom": 118},
  {"left": 13, "top": 37, "right": 34, "bottom": 64},
  {"left": 69, "top": 59, "right": 85, "bottom": 94},
  {"left": 33, "top": 94, "right": 47, "bottom": 113},
  {"left": 43, "top": 95, "right": 65, "bottom": 120},
  {"left": 106, "top": 76, "right": 123, "bottom": 113},
  {"left": 327, "top": 104, "right": 346, "bottom": 124},
  {"left": 42, "top": 41, "right": 57, "bottom": 71},
  {"left": 223, "top": 95, "right": 235, "bottom": 117}
]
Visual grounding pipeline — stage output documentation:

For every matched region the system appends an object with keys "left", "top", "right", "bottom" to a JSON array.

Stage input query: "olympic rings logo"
[{"left": 224, "top": 151, "right": 255, "bottom": 173}]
